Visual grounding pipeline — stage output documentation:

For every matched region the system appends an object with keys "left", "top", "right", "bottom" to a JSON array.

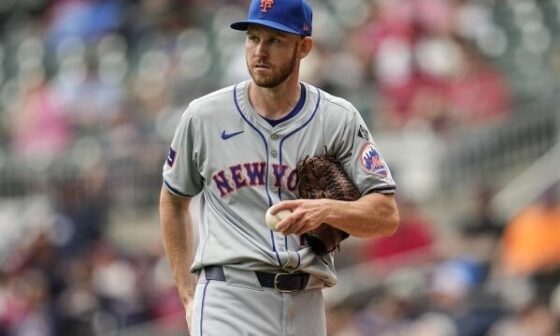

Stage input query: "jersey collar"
[{"left": 236, "top": 80, "right": 314, "bottom": 132}]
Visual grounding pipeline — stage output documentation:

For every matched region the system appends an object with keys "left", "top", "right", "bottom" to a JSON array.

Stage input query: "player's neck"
[{"left": 248, "top": 78, "right": 302, "bottom": 120}]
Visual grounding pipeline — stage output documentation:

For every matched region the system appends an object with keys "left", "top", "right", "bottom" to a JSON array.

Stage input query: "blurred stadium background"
[{"left": 0, "top": 0, "right": 559, "bottom": 335}]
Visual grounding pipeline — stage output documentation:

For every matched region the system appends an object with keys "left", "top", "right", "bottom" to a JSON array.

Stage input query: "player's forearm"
[
  {"left": 159, "top": 187, "right": 197, "bottom": 306},
  {"left": 325, "top": 193, "right": 399, "bottom": 238}
]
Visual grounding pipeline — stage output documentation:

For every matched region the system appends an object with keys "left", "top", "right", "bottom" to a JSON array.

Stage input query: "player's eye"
[
  {"left": 269, "top": 38, "right": 281, "bottom": 45},
  {"left": 247, "top": 35, "right": 259, "bottom": 43}
]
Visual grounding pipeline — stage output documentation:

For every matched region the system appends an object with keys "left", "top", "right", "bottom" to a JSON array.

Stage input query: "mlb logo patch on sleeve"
[
  {"left": 357, "top": 125, "right": 369, "bottom": 140},
  {"left": 166, "top": 147, "right": 177, "bottom": 167}
]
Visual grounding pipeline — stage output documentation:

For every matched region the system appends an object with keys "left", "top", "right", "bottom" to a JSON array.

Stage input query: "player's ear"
[{"left": 298, "top": 37, "right": 313, "bottom": 59}]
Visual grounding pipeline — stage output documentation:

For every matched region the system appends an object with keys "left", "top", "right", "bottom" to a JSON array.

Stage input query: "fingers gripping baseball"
[{"left": 272, "top": 199, "right": 330, "bottom": 235}]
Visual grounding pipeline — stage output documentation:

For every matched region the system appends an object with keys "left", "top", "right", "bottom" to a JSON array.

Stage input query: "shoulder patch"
[
  {"left": 357, "top": 125, "right": 369, "bottom": 140},
  {"left": 359, "top": 142, "right": 388, "bottom": 176},
  {"left": 166, "top": 147, "right": 177, "bottom": 167}
]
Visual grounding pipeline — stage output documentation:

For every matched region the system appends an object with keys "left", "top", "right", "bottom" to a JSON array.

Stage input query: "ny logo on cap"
[{"left": 260, "top": 0, "right": 274, "bottom": 12}]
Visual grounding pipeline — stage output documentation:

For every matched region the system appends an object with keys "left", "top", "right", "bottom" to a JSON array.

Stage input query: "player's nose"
[{"left": 254, "top": 41, "right": 269, "bottom": 57}]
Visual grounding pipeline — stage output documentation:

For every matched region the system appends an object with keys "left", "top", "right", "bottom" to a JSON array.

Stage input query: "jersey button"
[
  {"left": 270, "top": 133, "right": 278, "bottom": 141},
  {"left": 271, "top": 149, "right": 278, "bottom": 158}
]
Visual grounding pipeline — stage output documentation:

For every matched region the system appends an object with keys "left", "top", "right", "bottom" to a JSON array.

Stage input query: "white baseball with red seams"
[{"left": 265, "top": 208, "right": 292, "bottom": 231}]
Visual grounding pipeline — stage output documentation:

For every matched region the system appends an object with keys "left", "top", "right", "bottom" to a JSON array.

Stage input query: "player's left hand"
[{"left": 271, "top": 199, "right": 333, "bottom": 235}]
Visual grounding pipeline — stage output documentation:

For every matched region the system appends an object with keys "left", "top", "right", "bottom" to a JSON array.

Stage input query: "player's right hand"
[{"left": 274, "top": 199, "right": 330, "bottom": 235}]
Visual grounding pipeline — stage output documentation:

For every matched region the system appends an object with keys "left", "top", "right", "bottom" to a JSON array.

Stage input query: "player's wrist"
[
  {"left": 179, "top": 284, "right": 196, "bottom": 306},
  {"left": 180, "top": 293, "right": 194, "bottom": 307},
  {"left": 321, "top": 199, "right": 345, "bottom": 224}
]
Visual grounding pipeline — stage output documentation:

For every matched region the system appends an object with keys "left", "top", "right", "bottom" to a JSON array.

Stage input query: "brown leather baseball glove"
[{"left": 296, "top": 151, "right": 361, "bottom": 255}]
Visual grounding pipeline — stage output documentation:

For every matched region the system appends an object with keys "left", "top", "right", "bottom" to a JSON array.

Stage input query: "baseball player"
[{"left": 159, "top": 0, "right": 399, "bottom": 335}]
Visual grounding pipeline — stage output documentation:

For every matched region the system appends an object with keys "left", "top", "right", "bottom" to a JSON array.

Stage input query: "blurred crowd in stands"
[
  {"left": 329, "top": 185, "right": 560, "bottom": 336},
  {"left": 0, "top": 0, "right": 559, "bottom": 335}
]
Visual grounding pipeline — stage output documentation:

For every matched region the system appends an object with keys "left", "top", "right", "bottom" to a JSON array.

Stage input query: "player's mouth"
[{"left": 254, "top": 63, "right": 271, "bottom": 69}]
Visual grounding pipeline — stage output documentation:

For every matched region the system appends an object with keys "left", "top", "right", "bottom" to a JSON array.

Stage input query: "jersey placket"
[
  {"left": 272, "top": 128, "right": 305, "bottom": 271},
  {"left": 268, "top": 129, "right": 289, "bottom": 254}
]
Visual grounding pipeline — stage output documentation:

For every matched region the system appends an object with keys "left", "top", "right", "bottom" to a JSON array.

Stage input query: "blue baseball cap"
[{"left": 231, "top": 0, "right": 313, "bottom": 37}]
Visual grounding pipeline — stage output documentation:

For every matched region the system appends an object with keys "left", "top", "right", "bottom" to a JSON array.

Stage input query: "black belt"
[{"left": 204, "top": 266, "right": 310, "bottom": 292}]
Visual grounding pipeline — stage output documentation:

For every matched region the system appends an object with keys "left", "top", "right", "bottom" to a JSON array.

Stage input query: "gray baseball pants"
[{"left": 189, "top": 266, "right": 326, "bottom": 336}]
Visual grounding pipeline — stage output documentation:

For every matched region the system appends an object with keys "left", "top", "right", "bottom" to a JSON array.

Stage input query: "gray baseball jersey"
[{"left": 162, "top": 80, "right": 395, "bottom": 287}]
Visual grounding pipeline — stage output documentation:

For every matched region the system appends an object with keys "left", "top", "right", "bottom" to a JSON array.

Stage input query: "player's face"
[{"left": 245, "top": 25, "right": 302, "bottom": 88}]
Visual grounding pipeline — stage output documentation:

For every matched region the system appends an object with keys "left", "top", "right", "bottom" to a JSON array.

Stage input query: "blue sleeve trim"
[
  {"left": 365, "top": 185, "right": 397, "bottom": 194},
  {"left": 163, "top": 179, "right": 194, "bottom": 198}
]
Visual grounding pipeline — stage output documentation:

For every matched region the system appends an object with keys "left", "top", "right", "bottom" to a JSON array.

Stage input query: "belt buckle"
[{"left": 274, "top": 272, "right": 295, "bottom": 293}]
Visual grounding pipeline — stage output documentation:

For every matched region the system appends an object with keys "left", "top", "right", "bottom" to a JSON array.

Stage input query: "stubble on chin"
[
  {"left": 250, "top": 72, "right": 278, "bottom": 88},
  {"left": 247, "top": 47, "right": 298, "bottom": 89}
]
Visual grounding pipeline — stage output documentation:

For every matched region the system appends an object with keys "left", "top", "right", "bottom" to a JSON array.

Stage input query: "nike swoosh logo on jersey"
[{"left": 221, "top": 130, "right": 244, "bottom": 140}]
